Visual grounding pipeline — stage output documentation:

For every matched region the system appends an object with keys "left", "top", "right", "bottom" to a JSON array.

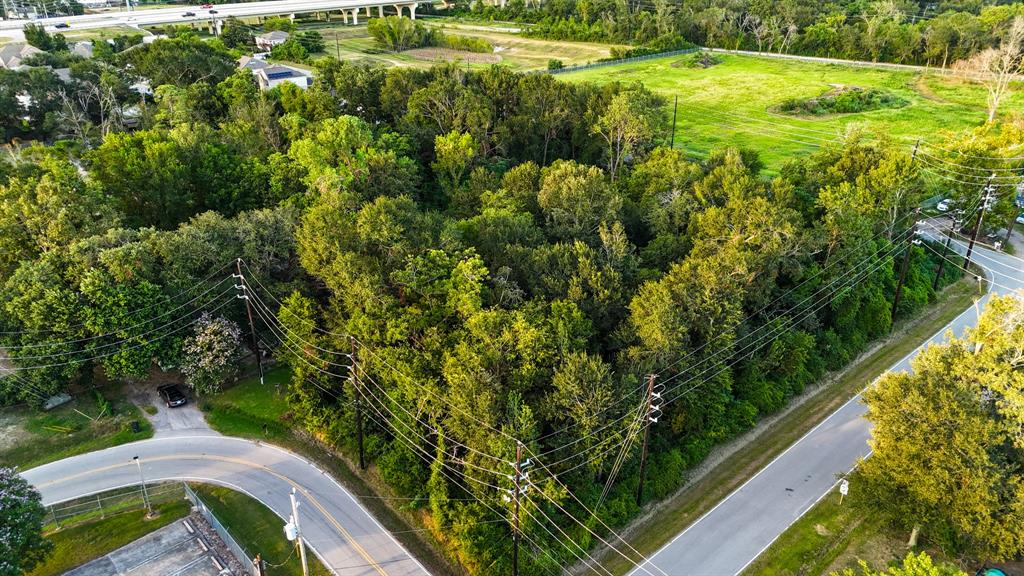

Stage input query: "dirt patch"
[
  {"left": 403, "top": 47, "right": 501, "bottom": 64},
  {"left": 0, "top": 409, "right": 29, "bottom": 452},
  {"left": 815, "top": 523, "right": 831, "bottom": 537}
]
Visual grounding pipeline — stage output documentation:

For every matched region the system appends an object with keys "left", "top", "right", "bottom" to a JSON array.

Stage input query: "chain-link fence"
[
  {"left": 546, "top": 47, "right": 698, "bottom": 75},
  {"left": 45, "top": 482, "right": 185, "bottom": 531},
  {"left": 183, "top": 483, "right": 254, "bottom": 573}
]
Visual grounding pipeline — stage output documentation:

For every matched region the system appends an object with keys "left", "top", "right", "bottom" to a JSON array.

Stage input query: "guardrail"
[{"left": 546, "top": 47, "right": 698, "bottom": 74}]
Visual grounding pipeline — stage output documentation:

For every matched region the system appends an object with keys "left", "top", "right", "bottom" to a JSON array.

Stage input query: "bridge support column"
[
  {"left": 289, "top": 12, "right": 295, "bottom": 20},
  {"left": 407, "top": 3, "right": 417, "bottom": 19},
  {"left": 378, "top": 5, "right": 384, "bottom": 16},
  {"left": 392, "top": 4, "right": 403, "bottom": 17},
  {"left": 349, "top": 8, "right": 358, "bottom": 24},
  {"left": 214, "top": 18, "right": 222, "bottom": 35},
  {"left": 340, "top": 10, "right": 348, "bottom": 23}
]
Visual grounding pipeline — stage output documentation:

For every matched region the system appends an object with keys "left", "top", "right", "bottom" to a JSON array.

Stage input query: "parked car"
[
  {"left": 1017, "top": 212, "right": 1024, "bottom": 225},
  {"left": 54, "top": 22, "right": 70, "bottom": 28},
  {"left": 182, "top": 11, "right": 195, "bottom": 16},
  {"left": 158, "top": 384, "right": 187, "bottom": 408},
  {"left": 937, "top": 198, "right": 953, "bottom": 212}
]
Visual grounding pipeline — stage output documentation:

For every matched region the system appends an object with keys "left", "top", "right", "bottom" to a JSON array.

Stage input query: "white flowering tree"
[
  {"left": 0, "top": 467, "right": 51, "bottom": 576},
  {"left": 180, "top": 313, "right": 243, "bottom": 396}
]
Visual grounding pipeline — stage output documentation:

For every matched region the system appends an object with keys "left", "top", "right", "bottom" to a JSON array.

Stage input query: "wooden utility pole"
[
  {"left": 933, "top": 217, "right": 958, "bottom": 291},
  {"left": 512, "top": 441, "right": 522, "bottom": 576},
  {"left": 635, "top": 374, "right": 659, "bottom": 507},
  {"left": 963, "top": 174, "right": 997, "bottom": 274},
  {"left": 890, "top": 219, "right": 918, "bottom": 329},
  {"left": 350, "top": 336, "right": 365, "bottom": 470},
  {"left": 670, "top": 95, "right": 679, "bottom": 149},
  {"left": 236, "top": 259, "right": 264, "bottom": 385}
]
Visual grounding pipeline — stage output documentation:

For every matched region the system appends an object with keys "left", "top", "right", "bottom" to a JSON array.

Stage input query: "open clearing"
[
  {"left": 561, "top": 52, "right": 1022, "bottom": 169},
  {"left": 305, "top": 20, "right": 620, "bottom": 70}
]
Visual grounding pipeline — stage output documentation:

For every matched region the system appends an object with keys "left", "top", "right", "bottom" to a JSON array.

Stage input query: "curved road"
[
  {"left": 21, "top": 434, "right": 430, "bottom": 576},
  {"left": 629, "top": 227, "right": 1023, "bottom": 576}
]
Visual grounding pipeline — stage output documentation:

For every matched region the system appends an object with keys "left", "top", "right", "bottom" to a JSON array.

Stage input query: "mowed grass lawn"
[{"left": 562, "top": 52, "right": 1022, "bottom": 169}]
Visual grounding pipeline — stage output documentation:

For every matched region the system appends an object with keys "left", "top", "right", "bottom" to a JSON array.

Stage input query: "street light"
[{"left": 133, "top": 456, "right": 152, "bottom": 517}]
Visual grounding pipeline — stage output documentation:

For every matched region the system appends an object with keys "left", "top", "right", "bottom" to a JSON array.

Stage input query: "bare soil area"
[{"left": 404, "top": 47, "right": 502, "bottom": 64}]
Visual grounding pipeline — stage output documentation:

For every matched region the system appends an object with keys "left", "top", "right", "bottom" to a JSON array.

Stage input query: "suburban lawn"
[
  {"left": 191, "top": 483, "right": 332, "bottom": 576},
  {"left": 561, "top": 52, "right": 1022, "bottom": 170},
  {"left": 27, "top": 499, "right": 190, "bottom": 576},
  {"left": 597, "top": 275, "right": 981, "bottom": 575},
  {"left": 0, "top": 385, "right": 153, "bottom": 470}
]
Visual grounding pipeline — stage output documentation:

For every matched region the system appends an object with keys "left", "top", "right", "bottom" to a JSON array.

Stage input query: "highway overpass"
[{"left": 0, "top": 0, "right": 432, "bottom": 34}]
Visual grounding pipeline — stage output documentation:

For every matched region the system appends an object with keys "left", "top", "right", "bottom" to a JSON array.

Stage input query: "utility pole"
[
  {"left": 350, "top": 336, "right": 365, "bottom": 470},
  {"left": 133, "top": 456, "right": 152, "bottom": 517},
  {"left": 288, "top": 489, "right": 310, "bottom": 576},
  {"left": 635, "top": 374, "right": 662, "bottom": 507},
  {"left": 890, "top": 217, "right": 920, "bottom": 330},
  {"left": 910, "top": 138, "right": 920, "bottom": 164},
  {"left": 963, "top": 174, "right": 997, "bottom": 275},
  {"left": 234, "top": 259, "right": 264, "bottom": 385},
  {"left": 933, "top": 215, "right": 960, "bottom": 291},
  {"left": 504, "top": 441, "right": 532, "bottom": 576},
  {"left": 335, "top": 35, "right": 340, "bottom": 59},
  {"left": 669, "top": 95, "right": 678, "bottom": 149}
]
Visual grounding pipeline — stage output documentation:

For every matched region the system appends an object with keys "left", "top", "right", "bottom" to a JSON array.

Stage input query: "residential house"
[
  {"left": 0, "top": 43, "right": 44, "bottom": 69},
  {"left": 71, "top": 41, "right": 94, "bottom": 59},
  {"left": 255, "top": 30, "right": 290, "bottom": 51},
  {"left": 254, "top": 64, "right": 312, "bottom": 91}
]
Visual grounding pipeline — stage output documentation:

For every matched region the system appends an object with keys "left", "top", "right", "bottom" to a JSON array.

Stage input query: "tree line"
[
  {"left": 4, "top": 34, "right": 1021, "bottom": 572},
  {"left": 465, "top": 0, "right": 1024, "bottom": 67}
]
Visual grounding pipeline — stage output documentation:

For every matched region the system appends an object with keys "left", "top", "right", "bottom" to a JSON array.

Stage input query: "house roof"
[
  {"left": 71, "top": 41, "right": 93, "bottom": 58},
  {"left": 256, "top": 30, "right": 290, "bottom": 42},
  {"left": 257, "top": 64, "right": 310, "bottom": 80},
  {"left": 238, "top": 55, "right": 270, "bottom": 70},
  {"left": 0, "top": 43, "right": 44, "bottom": 69}
]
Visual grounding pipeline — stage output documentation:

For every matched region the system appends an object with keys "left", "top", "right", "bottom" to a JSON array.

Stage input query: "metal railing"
[
  {"left": 183, "top": 482, "right": 254, "bottom": 573},
  {"left": 45, "top": 482, "right": 184, "bottom": 530},
  {"left": 546, "top": 47, "right": 698, "bottom": 74}
]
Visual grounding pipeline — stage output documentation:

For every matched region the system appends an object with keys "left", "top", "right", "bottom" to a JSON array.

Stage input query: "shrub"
[
  {"left": 547, "top": 58, "right": 564, "bottom": 70},
  {"left": 778, "top": 86, "right": 908, "bottom": 116},
  {"left": 180, "top": 313, "right": 243, "bottom": 396}
]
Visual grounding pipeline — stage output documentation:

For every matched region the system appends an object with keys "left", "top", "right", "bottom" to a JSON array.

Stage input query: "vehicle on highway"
[
  {"left": 937, "top": 198, "right": 953, "bottom": 212},
  {"left": 182, "top": 11, "right": 195, "bottom": 16},
  {"left": 209, "top": 8, "right": 218, "bottom": 13},
  {"left": 54, "top": 22, "right": 70, "bottom": 28},
  {"left": 158, "top": 384, "right": 188, "bottom": 408},
  {"left": 200, "top": 3, "right": 213, "bottom": 7}
]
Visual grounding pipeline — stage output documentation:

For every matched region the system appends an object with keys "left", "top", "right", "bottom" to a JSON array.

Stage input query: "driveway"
[{"left": 135, "top": 386, "right": 214, "bottom": 438}]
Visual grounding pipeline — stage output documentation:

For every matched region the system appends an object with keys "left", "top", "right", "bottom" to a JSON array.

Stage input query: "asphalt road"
[
  {"left": 21, "top": 434, "right": 429, "bottom": 576},
  {"left": 0, "top": 0, "right": 422, "bottom": 33},
  {"left": 629, "top": 225, "right": 1023, "bottom": 576}
]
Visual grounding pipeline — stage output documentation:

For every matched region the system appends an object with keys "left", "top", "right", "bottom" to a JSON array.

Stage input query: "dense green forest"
[
  {"left": 4, "top": 29, "right": 1023, "bottom": 573},
  {"left": 465, "top": 0, "right": 1024, "bottom": 66}
]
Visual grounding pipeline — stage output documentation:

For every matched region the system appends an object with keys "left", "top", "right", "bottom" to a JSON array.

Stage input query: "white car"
[
  {"left": 936, "top": 199, "right": 953, "bottom": 212},
  {"left": 1017, "top": 212, "right": 1024, "bottom": 225}
]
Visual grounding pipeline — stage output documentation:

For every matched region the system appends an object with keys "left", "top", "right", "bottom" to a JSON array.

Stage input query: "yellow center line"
[{"left": 41, "top": 453, "right": 390, "bottom": 576}]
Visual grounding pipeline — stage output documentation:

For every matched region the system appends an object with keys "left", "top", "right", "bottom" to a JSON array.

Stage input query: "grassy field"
[
  {"left": 598, "top": 275, "right": 981, "bottom": 575},
  {"left": 192, "top": 483, "right": 332, "bottom": 576},
  {"left": 562, "top": 52, "right": 1022, "bottom": 169},
  {"left": 301, "top": 20, "right": 620, "bottom": 70},
  {"left": 0, "top": 386, "right": 153, "bottom": 470},
  {"left": 27, "top": 499, "right": 190, "bottom": 576}
]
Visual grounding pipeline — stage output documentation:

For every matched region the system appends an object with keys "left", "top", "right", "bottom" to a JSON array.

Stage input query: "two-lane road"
[
  {"left": 630, "top": 230, "right": 1022, "bottom": 575},
  {"left": 21, "top": 434, "right": 430, "bottom": 576}
]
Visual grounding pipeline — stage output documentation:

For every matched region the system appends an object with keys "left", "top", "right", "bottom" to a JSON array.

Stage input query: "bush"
[
  {"left": 439, "top": 33, "right": 493, "bottom": 53},
  {"left": 547, "top": 58, "right": 564, "bottom": 70},
  {"left": 778, "top": 86, "right": 908, "bottom": 116}
]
